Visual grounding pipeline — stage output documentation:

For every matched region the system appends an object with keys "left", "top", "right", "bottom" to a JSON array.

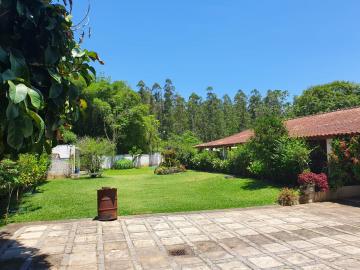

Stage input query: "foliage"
[
  {"left": 62, "top": 129, "right": 77, "bottom": 144},
  {"left": 227, "top": 145, "right": 252, "bottom": 176},
  {"left": 17, "top": 153, "right": 50, "bottom": 190},
  {"left": 328, "top": 137, "right": 360, "bottom": 188},
  {"left": 161, "top": 148, "right": 180, "bottom": 167},
  {"left": 74, "top": 80, "right": 159, "bottom": 153},
  {"left": 163, "top": 131, "right": 201, "bottom": 165},
  {"left": 77, "top": 137, "right": 115, "bottom": 175},
  {"left": 190, "top": 151, "right": 219, "bottom": 171},
  {"left": 0, "top": 0, "right": 100, "bottom": 156},
  {"left": 292, "top": 81, "right": 360, "bottom": 117},
  {"left": 277, "top": 188, "right": 299, "bottom": 206},
  {"left": 297, "top": 172, "right": 329, "bottom": 192},
  {"left": 0, "top": 159, "right": 19, "bottom": 219},
  {"left": 154, "top": 165, "right": 186, "bottom": 175},
  {"left": 113, "top": 159, "right": 134, "bottom": 170},
  {"left": 248, "top": 115, "right": 310, "bottom": 183}
]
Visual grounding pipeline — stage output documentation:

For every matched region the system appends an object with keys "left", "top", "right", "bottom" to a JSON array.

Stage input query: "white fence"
[{"left": 102, "top": 153, "right": 162, "bottom": 169}]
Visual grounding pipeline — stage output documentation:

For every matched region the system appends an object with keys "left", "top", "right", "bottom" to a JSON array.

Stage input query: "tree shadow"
[
  {"left": 0, "top": 231, "right": 54, "bottom": 270},
  {"left": 230, "top": 176, "right": 282, "bottom": 190}
]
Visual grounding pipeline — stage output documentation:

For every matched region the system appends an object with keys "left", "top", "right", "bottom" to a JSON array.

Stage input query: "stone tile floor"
[{"left": 2, "top": 202, "right": 360, "bottom": 269}]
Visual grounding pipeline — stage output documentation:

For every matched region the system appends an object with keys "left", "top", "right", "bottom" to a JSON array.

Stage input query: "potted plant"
[{"left": 298, "top": 172, "right": 329, "bottom": 203}]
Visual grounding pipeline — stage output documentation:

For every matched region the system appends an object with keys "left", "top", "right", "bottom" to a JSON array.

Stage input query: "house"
[
  {"left": 196, "top": 107, "right": 360, "bottom": 172},
  {"left": 48, "top": 145, "right": 80, "bottom": 179}
]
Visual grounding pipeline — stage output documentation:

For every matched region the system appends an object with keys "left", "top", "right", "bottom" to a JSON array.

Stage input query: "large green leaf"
[
  {"left": 6, "top": 103, "right": 19, "bottom": 120},
  {"left": 8, "top": 82, "right": 28, "bottom": 104},
  {"left": 28, "top": 110, "right": 45, "bottom": 142},
  {"left": 48, "top": 69, "right": 61, "bottom": 83},
  {"left": 71, "top": 48, "right": 85, "bottom": 58},
  {"left": 28, "top": 88, "right": 43, "bottom": 109},
  {"left": 21, "top": 116, "right": 33, "bottom": 138},
  {"left": 7, "top": 120, "right": 24, "bottom": 150},
  {"left": 49, "top": 83, "right": 63, "bottom": 99},
  {"left": 2, "top": 69, "right": 15, "bottom": 81},
  {"left": 0, "top": 46, "right": 7, "bottom": 63},
  {"left": 10, "top": 51, "right": 28, "bottom": 79}
]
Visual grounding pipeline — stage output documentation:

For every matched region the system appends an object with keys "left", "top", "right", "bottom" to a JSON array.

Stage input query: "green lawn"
[{"left": 8, "top": 167, "right": 280, "bottom": 223}]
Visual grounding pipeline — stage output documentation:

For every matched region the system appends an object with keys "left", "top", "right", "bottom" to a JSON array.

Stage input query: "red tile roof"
[{"left": 196, "top": 107, "right": 360, "bottom": 148}]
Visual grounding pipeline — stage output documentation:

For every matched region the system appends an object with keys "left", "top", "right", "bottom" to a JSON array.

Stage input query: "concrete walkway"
[{"left": 2, "top": 202, "right": 360, "bottom": 269}]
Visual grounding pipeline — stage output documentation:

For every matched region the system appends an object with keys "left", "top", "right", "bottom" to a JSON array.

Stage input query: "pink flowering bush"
[{"left": 298, "top": 172, "right": 329, "bottom": 192}]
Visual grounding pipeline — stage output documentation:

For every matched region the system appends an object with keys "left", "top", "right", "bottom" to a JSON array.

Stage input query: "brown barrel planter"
[{"left": 97, "top": 187, "right": 118, "bottom": 221}]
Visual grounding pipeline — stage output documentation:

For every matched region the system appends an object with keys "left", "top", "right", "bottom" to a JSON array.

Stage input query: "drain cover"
[
  {"left": 169, "top": 248, "right": 187, "bottom": 256},
  {"left": 167, "top": 245, "right": 193, "bottom": 257}
]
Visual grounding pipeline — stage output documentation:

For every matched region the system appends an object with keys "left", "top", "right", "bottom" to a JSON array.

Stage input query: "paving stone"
[
  {"left": 129, "top": 232, "right": 152, "bottom": 240},
  {"left": 180, "top": 227, "right": 202, "bottom": 235},
  {"left": 161, "top": 236, "right": 184, "bottom": 245},
  {"left": 287, "top": 240, "right": 316, "bottom": 249},
  {"left": 257, "top": 226, "right": 280, "bottom": 233},
  {"left": 334, "top": 233, "right": 360, "bottom": 242},
  {"left": 167, "top": 216, "right": 186, "bottom": 221},
  {"left": 72, "top": 243, "right": 97, "bottom": 253},
  {"left": 333, "top": 258, "right": 360, "bottom": 270},
  {"left": 302, "top": 264, "right": 332, "bottom": 270},
  {"left": 262, "top": 243, "right": 291, "bottom": 252},
  {"left": 333, "top": 244, "right": 360, "bottom": 255},
  {"left": 126, "top": 224, "right": 147, "bottom": 233},
  {"left": 213, "top": 218, "right": 233, "bottom": 223},
  {"left": 173, "top": 221, "right": 192, "bottom": 227},
  {"left": 105, "top": 249, "right": 130, "bottom": 261},
  {"left": 217, "top": 260, "right": 250, "bottom": 270},
  {"left": 18, "top": 231, "right": 43, "bottom": 239},
  {"left": 187, "top": 234, "right": 210, "bottom": 242},
  {"left": 292, "top": 229, "right": 322, "bottom": 239},
  {"left": 133, "top": 239, "right": 156, "bottom": 248},
  {"left": 248, "top": 255, "right": 283, "bottom": 268},
  {"left": 105, "top": 260, "right": 134, "bottom": 270},
  {"left": 224, "top": 223, "right": 246, "bottom": 230},
  {"left": 24, "top": 225, "right": 47, "bottom": 232},
  {"left": 281, "top": 252, "right": 313, "bottom": 265},
  {"left": 48, "top": 230, "right": 69, "bottom": 237},
  {"left": 102, "top": 232, "right": 125, "bottom": 242},
  {"left": 155, "top": 230, "right": 178, "bottom": 237},
  {"left": 182, "top": 265, "right": 211, "bottom": 270},
  {"left": 234, "top": 246, "right": 261, "bottom": 257},
  {"left": 152, "top": 223, "right": 170, "bottom": 230},
  {"left": 39, "top": 244, "right": 65, "bottom": 255},
  {"left": 104, "top": 241, "right": 128, "bottom": 252},
  {"left": 212, "top": 231, "right": 235, "bottom": 240},
  {"left": 77, "top": 226, "right": 97, "bottom": 234},
  {"left": 173, "top": 255, "right": 203, "bottom": 265},
  {"left": 235, "top": 228, "right": 258, "bottom": 236},
  {"left": 74, "top": 234, "right": 97, "bottom": 244},
  {"left": 307, "top": 248, "right": 342, "bottom": 259},
  {"left": 193, "top": 219, "right": 213, "bottom": 225},
  {"left": 245, "top": 234, "right": 273, "bottom": 245},
  {"left": 202, "top": 224, "right": 223, "bottom": 232},
  {"left": 68, "top": 251, "right": 97, "bottom": 265}
]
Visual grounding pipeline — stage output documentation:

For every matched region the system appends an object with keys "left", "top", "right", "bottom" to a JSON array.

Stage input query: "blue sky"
[{"left": 72, "top": 0, "right": 360, "bottom": 99}]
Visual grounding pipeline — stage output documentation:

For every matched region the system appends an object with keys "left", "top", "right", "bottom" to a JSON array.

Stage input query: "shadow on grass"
[
  {"left": 230, "top": 176, "right": 282, "bottom": 190},
  {"left": 0, "top": 231, "right": 53, "bottom": 270}
]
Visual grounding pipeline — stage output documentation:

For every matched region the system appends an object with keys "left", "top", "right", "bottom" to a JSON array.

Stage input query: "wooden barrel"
[{"left": 97, "top": 187, "right": 118, "bottom": 221}]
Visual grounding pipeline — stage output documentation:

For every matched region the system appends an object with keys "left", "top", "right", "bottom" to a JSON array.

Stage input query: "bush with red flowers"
[
  {"left": 329, "top": 136, "right": 360, "bottom": 188},
  {"left": 298, "top": 172, "right": 329, "bottom": 192}
]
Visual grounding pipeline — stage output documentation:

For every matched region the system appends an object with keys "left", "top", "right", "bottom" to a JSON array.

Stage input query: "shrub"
[
  {"left": 17, "top": 153, "right": 50, "bottom": 191},
  {"left": 113, "top": 159, "right": 134, "bottom": 170},
  {"left": 161, "top": 148, "right": 180, "bottom": 167},
  {"left": 227, "top": 144, "right": 252, "bottom": 176},
  {"left": 163, "top": 131, "right": 201, "bottom": 165},
  {"left": 277, "top": 188, "right": 299, "bottom": 206},
  {"left": 328, "top": 137, "right": 360, "bottom": 188},
  {"left": 190, "top": 151, "right": 217, "bottom": 171},
  {"left": 0, "top": 159, "right": 19, "bottom": 219},
  {"left": 154, "top": 165, "right": 186, "bottom": 175},
  {"left": 77, "top": 137, "right": 115, "bottom": 176},
  {"left": 298, "top": 172, "right": 329, "bottom": 192}
]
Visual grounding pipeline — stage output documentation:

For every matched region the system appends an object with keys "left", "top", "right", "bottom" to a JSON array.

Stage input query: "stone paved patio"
[{"left": 2, "top": 202, "right": 360, "bottom": 269}]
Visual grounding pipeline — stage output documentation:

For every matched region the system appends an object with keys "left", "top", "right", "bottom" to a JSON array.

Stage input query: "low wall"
[
  {"left": 48, "top": 158, "right": 71, "bottom": 179},
  {"left": 102, "top": 153, "right": 162, "bottom": 169},
  {"left": 313, "top": 185, "right": 360, "bottom": 202}
]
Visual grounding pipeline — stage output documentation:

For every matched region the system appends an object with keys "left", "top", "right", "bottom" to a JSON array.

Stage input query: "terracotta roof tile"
[{"left": 196, "top": 107, "right": 360, "bottom": 148}]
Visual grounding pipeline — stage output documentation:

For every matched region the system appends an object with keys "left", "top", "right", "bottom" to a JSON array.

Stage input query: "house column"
[{"left": 326, "top": 138, "right": 333, "bottom": 161}]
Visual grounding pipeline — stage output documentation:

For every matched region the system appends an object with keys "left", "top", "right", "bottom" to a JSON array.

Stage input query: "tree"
[
  {"left": 248, "top": 89, "right": 263, "bottom": 121},
  {"left": 162, "top": 79, "right": 175, "bottom": 139},
  {"left": 137, "top": 80, "right": 152, "bottom": 106},
  {"left": 172, "top": 94, "right": 189, "bottom": 135},
  {"left": 263, "top": 89, "right": 290, "bottom": 116},
  {"left": 187, "top": 93, "right": 203, "bottom": 138},
  {"left": 292, "top": 81, "right": 360, "bottom": 116},
  {"left": 233, "top": 89, "right": 249, "bottom": 131},
  {"left": 203, "top": 87, "right": 225, "bottom": 141},
  {"left": 77, "top": 137, "right": 115, "bottom": 176},
  {"left": 0, "top": 0, "right": 100, "bottom": 158},
  {"left": 222, "top": 94, "right": 237, "bottom": 136}
]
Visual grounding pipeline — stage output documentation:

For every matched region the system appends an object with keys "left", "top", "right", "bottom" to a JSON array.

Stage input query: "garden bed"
[{"left": 313, "top": 185, "right": 360, "bottom": 202}]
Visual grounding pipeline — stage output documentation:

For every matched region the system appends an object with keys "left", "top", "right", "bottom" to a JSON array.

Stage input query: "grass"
[{"left": 7, "top": 167, "right": 280, "bottom": 224}]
